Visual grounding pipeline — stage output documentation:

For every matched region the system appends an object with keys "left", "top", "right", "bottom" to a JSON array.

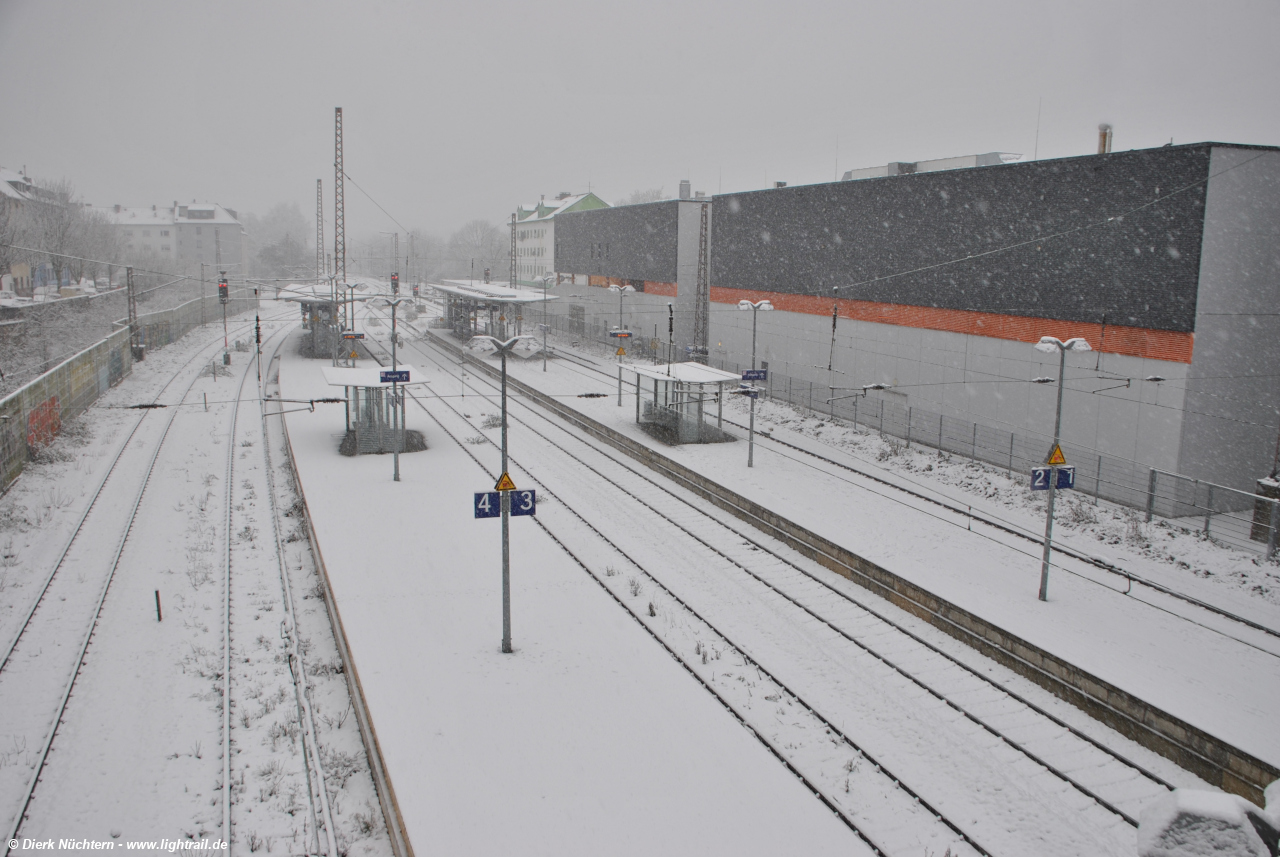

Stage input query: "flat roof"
[
  {"left": 630, "top": 362, "right": 742, "bottom": 384},
  {"left": 431, "top": 280, "right": 556, "bottom": 305},
  {"left": 320, "top": 366, "right": 429, "bottom": 388}
]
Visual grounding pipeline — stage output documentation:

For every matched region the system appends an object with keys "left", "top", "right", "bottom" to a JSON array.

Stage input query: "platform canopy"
[
  {"left": 431, "top": 280, "right": 557, "bottom": 305},
  {"left": 320, "top": 366, "right": 430, "bottom": 388},
  {"left": 630, "top": 362, "right": 741, "bottom": 385}
]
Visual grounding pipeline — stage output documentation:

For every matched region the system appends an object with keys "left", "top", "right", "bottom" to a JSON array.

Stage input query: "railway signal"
[{"left": 390, "top": 272, "right": 399, "bottom": 295}]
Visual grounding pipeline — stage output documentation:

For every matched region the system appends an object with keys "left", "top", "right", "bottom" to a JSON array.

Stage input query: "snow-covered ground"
[
  {"left": 421, "top": 320, "right": 1279, "bottom": 774},
  {"left": 0, "top": 314, "right": 391, "bottom": 855},
  {"left": 269, "top": 294, "right": 1280, "bottom": 856}
]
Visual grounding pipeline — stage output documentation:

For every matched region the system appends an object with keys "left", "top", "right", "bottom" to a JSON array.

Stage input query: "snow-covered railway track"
[
  {"left": 551, "top": 346, "right": 1280, "bottom": 651},
  {"left": 359, "top": 340, "right": 986, "bottom": 857},
  {"left": 0, "top": 314, "right": 285, "bottom": 849},
  {"left": 365, "top": 321, "right": 1201, "bottom": 854},
  {"left": 221, "top": 331, "right": 336, "bottom": 854}
]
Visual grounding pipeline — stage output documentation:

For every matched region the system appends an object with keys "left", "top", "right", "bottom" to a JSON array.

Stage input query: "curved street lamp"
[
  {"left": 539, "top": 274, "right": 555, "bottom": 371},
  {"left": 1032, "top": 335, "right": 1092, "bottom": 601},
  {"left": 737, "top": 299, "right": 774, "bottom": 467}
]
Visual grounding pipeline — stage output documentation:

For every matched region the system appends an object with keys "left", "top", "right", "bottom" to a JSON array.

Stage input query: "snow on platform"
[
  {"left": 435, "top": 333, "right": 1280, "bottom": 772},
  {"left": 278, "top": 338, "right": 860, "bottom": 855}
]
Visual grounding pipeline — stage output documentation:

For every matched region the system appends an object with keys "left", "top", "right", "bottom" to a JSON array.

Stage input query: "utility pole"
[
  {"left": 316, "top": 178, "right": 325, "bottom": 283},
  {"left": 126, "top": 266, "right": 140, "bottom": 361},
  {"left": 827, "top": 289, "right": 839, "bottom": 418},
  {"left": 219, "top": 272, "right": 230, "bottom": 363},
  {"left": 739, "top": 300, "right": 773, "bottom": 467},
  {"left": 200, "top": 262, "right": 206, "bottom": 328},
  {"left": 335, "top": 107, "right": 346, "bottom": 329},
  {"left": 692, "top": 201, "right": 710, "bottom": 364},
  {"left": 1033, "top": 336, "right": 1092, "bottom": 600},
  {"left": 666, "top": 303, "right": 674, "bottom": 376}
]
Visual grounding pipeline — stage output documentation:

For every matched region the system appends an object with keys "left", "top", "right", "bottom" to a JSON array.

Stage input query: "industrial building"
[{"left": 548, "top": 142, "right": 1280, "bottom": 499}]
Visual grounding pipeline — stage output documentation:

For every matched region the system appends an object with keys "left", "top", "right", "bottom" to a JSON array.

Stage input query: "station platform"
[
  {"left": 423, "top": 330, "right": 1280, "bottom": 779},
  {"left": 276, "top": 334, "right": 858, "bottom": 855}
]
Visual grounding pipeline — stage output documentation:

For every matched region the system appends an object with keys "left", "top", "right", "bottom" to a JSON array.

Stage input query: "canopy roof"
[
  {"left": 630, "top": 362, "right": 741, "bottom": 385},
  {"left": 431, "top": 280, "right": 557, "bottom": 305},
  {"left": 320, "top": 366, "right": 430, "bottom": 388}
]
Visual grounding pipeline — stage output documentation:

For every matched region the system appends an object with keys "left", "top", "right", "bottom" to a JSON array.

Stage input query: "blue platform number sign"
[
  {"left": 742, "top": 369, "right": 767, "bottom": 381},
  {"left": 380, "top": 369, "right": 410, "bottom": 384},
  {"left": 1031, "top": 466, "right": 1076, "bottom": 491},
  {"left": 474, "top": 490, "right": 536, "bottom": 519}
]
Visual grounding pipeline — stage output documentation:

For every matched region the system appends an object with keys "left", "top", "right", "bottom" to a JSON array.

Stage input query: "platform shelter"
[
  {"left": 430, "top": 280, "right": 555, "bottom": 343},
  {"left": 321, "top": 365, "right": 429, "bottom": 455},
  {"left": 629, "top": 362, "right": 740, "bottom": 445},
  {"left": 278, "top": 284, "right": 342, "bottom": 358}
]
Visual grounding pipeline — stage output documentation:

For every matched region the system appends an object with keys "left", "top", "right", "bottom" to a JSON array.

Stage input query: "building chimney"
[
  {"left": 774, "top": 181, "right": 787, "bottom": 189},
  {"left": 679, "top": 179, "right": 691, "bottom": 200},
  {"left": 113, "top": 204, "right": 121, "bottom": 213},
  {"left": 1098, "top": 124, "right": 1113, "bottom": 155}
]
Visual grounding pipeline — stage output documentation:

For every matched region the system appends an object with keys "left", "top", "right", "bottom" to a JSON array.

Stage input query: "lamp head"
[
  {"left": 1064, "top": 337, "right": 1092, "bottom": 352},
  {"left": 1034, "top": 336, "right": 1064, "bottom": 353}
]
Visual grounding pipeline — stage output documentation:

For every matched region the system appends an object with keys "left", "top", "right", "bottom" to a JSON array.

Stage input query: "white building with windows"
[
  {"left": 514, "top": 192, "right": 608, "bottom": 286},
  {"left": 100, "top": 201, "right": 247, "bottom": 274}
]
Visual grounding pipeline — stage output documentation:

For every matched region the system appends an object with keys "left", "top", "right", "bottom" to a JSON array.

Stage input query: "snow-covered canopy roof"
[
  {"left": 432, "top": 280, "right": 557, "bottom": 305},
  {"left": 321, "top": 366, "right": 429, "bottom": 388},
  {"left": 630, "top": 362, "right": 742, "bottom": 385}
]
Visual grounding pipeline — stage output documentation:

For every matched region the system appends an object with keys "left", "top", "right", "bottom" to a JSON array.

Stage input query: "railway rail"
[
  {"left": 0, "top": 312, "right": 337, "bottom": 851},
  {"left": 550, "top": 345, "right": 1280, "bottom": 648},
  {"left": 361, "top": 313, "right": 1197, "bottom": 854}
]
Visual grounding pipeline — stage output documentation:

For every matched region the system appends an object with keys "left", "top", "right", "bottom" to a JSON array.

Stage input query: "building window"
[
  {"left": 196, "top": 227, "right": 202, "bottom": 235},
  {"left": 160, "top": 230, "right": 169, "bottom": 237}
]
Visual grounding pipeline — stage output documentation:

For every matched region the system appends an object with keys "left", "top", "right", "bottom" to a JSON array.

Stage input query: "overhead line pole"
[{"left": 335, "top": 107, "right": 346, "bottom": 330}]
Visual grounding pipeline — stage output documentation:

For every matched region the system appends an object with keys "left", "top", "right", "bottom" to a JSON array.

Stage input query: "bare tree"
[
  {"left": 1, "top": 178, "right": 119, "bottom": 288},
  {"left": 617, "top": 188, "right": 666, "bottom": 206},
  {"left": 445, "top": 219, "right": 505, "bottom": 280}
]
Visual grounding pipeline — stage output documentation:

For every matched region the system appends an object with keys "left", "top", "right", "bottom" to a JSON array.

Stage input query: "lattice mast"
[
  {"left": 315, "top": 179, "right": 325, "bottom": 281},
  {"left": 692, "top": 201, "right": 711, "bottom": 363},
  {"left": 334, "top": 107, "right": 346, "bottom": 325},
  {"left": 509, "top": 213, "right": 517, "bottom": 289}
]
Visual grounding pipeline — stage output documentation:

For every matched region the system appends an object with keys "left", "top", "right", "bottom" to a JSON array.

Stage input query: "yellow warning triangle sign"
[
  {"left": 494, "top": 472, "right": 517, "bottom": 491},
  {"left": 1045, "top": 444, "right": 1067, "bottom": 466},
  {"left": 616, "top": 347, "right": 626, "bottom": 356}
]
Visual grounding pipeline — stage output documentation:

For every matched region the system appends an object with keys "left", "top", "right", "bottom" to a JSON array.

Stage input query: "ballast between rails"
[
  {"left": 402, "top": 321, "right": 1278, "bottom": 805},
  {"left": 553, "top": 344, "right": 1280, "bottom": 645},
  {"left": 360, "top": 335, "right": 988, "bottom": 857},
  {"left": 365, "top": 329, "right": 1173, "bottom": 831}
]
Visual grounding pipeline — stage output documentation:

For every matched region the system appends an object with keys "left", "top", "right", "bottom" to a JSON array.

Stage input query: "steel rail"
[
  {"left": 0, "top": 313, "right": 285, "bottom": 677},
  {"left": 547, "top": 341, "right": 1280, "bottom": 644},
  {"left": 376, "top": 326, "right": 1185, "bottom": 827},
  {"left": 364, "top": 331, "right": 991, "bottom": 856}
]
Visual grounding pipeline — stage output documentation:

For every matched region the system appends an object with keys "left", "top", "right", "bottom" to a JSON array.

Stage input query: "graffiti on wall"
[{"left": 26, "top": 396, "right": 60, "bottom": 452}]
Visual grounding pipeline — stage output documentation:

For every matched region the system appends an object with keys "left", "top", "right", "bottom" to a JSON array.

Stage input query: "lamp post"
[
  {"left": 1032, "top": 335, "right": 1092, "bottom": 601},
  {"left": 738, "top": 299, "right": 774, "bottom": 467},
  {"left": 369, "top": 296, "right": 413, "bottom": 482},
  {"left": 609, "top": 284, "right": 636, "bottom": 407},
  {"left": 608, "top": 283, "right": 635, "bottom": 331},
  {"left": 539, "top": 275, "right": 555, "bottom": 371},
  {"left": 473, "top": 335, "right": 530, "bottom": 654}
]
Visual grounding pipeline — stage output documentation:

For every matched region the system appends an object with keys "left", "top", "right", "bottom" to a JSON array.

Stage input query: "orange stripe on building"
[
  {"left": 587, "top": 275, "right": 677, "bottom": 297},
  {"left": 709, "top": 286, "right": 1194, "bottom": 363}
]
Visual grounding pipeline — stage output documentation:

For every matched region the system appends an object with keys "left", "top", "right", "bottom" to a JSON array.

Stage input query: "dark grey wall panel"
[
  {"left": 555, "top": 200, "right": 679, "bottom": 283},
  {"left": 713, "top": 146, "right": 1216, "bottom": 332}
]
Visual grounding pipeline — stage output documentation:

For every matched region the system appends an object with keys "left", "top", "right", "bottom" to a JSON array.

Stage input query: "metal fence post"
[
  {"left": 1008, "top": 433, "right": 1015, "bottom": 476},
  {"left": 906, "top": 406, "right": 912, "bottom": 448},
  {"left": 1094, "top": 456, "right": 1103, "bottom": 505},
  {"left": 1204, "top": 484, "right": 1213, "bottom": 535},
  {"left": 1146, "top": 469, "right": 1158, "bottom": 523},
  {"left": 971, "top": 422, "right": 977, "bottom": 459},
  {"left": 1269, "top": 498, "right": 1280, "bottom": 560},
  {"left": 879, "top": 399, "right": 885, "bottom": 435}
]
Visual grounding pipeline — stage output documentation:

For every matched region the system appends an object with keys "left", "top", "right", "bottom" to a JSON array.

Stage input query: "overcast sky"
[{"left": 2, "top": 0, "right": 1277, "bottom": 240}]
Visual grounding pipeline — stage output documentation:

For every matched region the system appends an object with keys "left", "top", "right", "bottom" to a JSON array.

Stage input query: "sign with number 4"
[{"left": 474, "top": 490, "right": 537, "bottom": 518}]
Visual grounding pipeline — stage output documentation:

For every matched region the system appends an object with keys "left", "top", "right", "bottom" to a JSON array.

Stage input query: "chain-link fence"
[
  {"left": 704, "top": 358, "right": 1279, "bottom": 557},
  {"left": 429, "top": 294, "right": 1280, "bottom": 556}
]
